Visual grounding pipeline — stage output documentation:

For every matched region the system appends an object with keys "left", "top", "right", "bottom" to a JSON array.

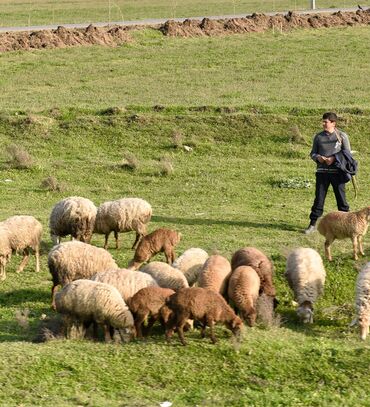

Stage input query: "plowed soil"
[{"left": 1, "top": 9, "right": 369, "bottom": 52}]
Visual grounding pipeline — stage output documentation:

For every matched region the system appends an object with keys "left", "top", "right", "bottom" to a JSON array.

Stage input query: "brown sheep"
[
  {"left": 228, "top": 266, "right": 260, "bottom": 326},
  {"left": 127, "top": 228, "right": 181, "bottom": 270},
  {"left": 198, "top": 254, "right": 231, "bottom": 296},
  {"left": 317, "top": 206, "right": 370, "bottom": 261},
  {"left": 231, "top": 247, "right": 276, "bottom": 299},
  {"left": 162, "top": 287, "right": 242, "bottom": 345},
  {"left": 127, "top": 286, "right": 175, "bottom": 338}
]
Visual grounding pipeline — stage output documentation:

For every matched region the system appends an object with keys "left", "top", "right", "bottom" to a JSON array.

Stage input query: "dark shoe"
[{"left": 304, "top": 225, "right": 316, "bottom": 235}]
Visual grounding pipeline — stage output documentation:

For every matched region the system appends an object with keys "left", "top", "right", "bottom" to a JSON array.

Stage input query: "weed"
[
  {"left": 157, "top": 156, "right": 174, "bottom": 176},
  {"left": 41, "top": 176, "right": 66, "bottom": 192},
  {"left": 171, "top": 129, "right": 183, "bottom": 149},
  {"left": 5, "top": 144, "right": 34, "bottom": 169},
  {"left": 121, "top": 151, "right": 139, "bottom": 171}
]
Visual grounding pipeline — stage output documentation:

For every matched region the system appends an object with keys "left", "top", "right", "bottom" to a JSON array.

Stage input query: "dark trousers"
[{"left": 309, "top": 172, "right": 349, "bottom": 225}]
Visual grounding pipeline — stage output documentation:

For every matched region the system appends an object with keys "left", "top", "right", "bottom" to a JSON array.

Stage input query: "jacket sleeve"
[{"left": 310, "top": 134, "right": 320, "bottom": 162}]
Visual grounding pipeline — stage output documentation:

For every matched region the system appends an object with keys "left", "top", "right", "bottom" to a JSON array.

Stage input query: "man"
[{"left": 305, "top": 112, "right": 351, "bottom": 234}]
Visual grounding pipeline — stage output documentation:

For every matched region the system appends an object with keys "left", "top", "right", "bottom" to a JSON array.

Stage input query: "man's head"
[{"left": 322, "top": 112, "right": 337, "bottom": 133}]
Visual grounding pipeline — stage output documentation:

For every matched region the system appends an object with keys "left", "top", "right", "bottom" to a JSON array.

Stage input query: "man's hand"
[
  {"left": 317, "top": 155, "right": 326, "bottom": 164},
  {"left": 324, "top": 156, "right": 335, "bottom": 165}
]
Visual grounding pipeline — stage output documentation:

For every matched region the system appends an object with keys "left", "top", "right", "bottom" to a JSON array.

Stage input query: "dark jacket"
[{"left": 334, "top": 149, "right": 358, "bottom": 182}]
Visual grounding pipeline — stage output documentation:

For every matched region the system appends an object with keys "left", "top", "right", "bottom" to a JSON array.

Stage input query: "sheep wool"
[
  {"left": 140, "top": 261, "right": 189, "bottom": 290},
  {"left": 198, "top": 254, "right": 231, "bottom": 295},
  {"left": 354, "top": 262, "right": 370, "bottom": 340},
  {"left": 49, "top": 196, "right": 97, "bottom": 244},
  {"left": 285, "top": 247, "right": 326, "bottom": 324},
  {"left": 173, "top": 248, "right": 209, "bottom": 286}
]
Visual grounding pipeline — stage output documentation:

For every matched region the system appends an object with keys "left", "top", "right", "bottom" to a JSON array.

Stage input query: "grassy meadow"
[{"left": 0, "top": 23, "right": 370, "bottom": 406}]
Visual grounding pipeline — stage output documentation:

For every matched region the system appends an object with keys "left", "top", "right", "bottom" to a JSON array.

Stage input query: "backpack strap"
[{"left": 334, "top": 128, "right": 343, "bottom": 146}]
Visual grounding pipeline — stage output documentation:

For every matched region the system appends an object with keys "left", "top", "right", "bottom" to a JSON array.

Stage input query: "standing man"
[{"left": 304, "top": 112, "right": 351, "bottom": 234}]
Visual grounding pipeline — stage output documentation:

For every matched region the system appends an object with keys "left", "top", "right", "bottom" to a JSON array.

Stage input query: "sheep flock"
[{"left": 1, "top": 198, "right": 369, "bottom": 344}]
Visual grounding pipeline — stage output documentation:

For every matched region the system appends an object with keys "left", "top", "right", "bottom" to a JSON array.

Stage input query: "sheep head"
[{"left": 297, "top": 302, "right": 314, "bottom": 324}]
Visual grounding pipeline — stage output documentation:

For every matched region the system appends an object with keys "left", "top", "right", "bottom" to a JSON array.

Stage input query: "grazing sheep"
[
  {"left": 128, "top": 228, "right": 181, "bottom": 270},
  {"left": 317, "top": 206, "right": 370, "bottom": 261},
  {"left": 198, "top": 254, "right": 231, "bottom": 295},
  {"left": 49, "top": 196, "right": 97, "bottom": 245},
  {"left": 228, "top": 266, "right": 260, "bottom": 326},
  {"left": 231, "top": 247, "right": 276, "bottom": 299},
  {"left": 55, "top": 279, "right": 135, "bottom": 343},
  {"left": 48, "top": 241, "right": 118, "bottom": 308},
  {"left": 285, "top": 248, "right": 326, "bottom": 324},
  {"left": 353, "top": 262, "right": 370, "bottom": 340},
  {"left": 173, "top": 248, "right": 209, "bottom": 286},
  {"left": 0, "top": 215, "right": 42, "bottom": 281},
  {"left": 162, "top": 287, "right": 242, "bottom": 345},
  {"left": 140, "top": 261, "right": 189, "bottom": 290},
  {"left": 91, "top": 268, "right": 158, "bottom": 303},
  {"left": 127, "top": 286, "right": 175, "bottom": 338},
  {"left": 94, "top": 198, "right": 152, "bottom": 250}
]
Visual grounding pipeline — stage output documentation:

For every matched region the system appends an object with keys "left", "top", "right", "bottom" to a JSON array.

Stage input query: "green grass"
[
  {"left": 1, "top": 26, "right": 370, "bottom": 112},
  {"left": 0, "top": 108, "right": 369, "bottom": 406},
  {"left": 0, "top": 0, "right": 368, "bottom": 27}
]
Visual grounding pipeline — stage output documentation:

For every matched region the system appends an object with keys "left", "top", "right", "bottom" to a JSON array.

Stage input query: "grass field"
[
  {"left": 0, "top": 0, "right": 368, "bottom": 27},
  {"left": 0, "top": 22, "right": 370, "bottom": 407}
]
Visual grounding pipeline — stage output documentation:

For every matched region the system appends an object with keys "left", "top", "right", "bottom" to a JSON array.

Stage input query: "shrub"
[
  {"left": 41, "top": 176, "right": 65, "bottom": 192},
  {"left": 121, "top": 152, "right": 139, "bottom": 171},
  {"left": 157, "top": 156, "right": 174, "bottom": 176},
  {"left": 171, "top": 130, "right": 183, "bottom": 149},
  {"left": 5, "top": 144, "right": 34, "bottom": 169}
]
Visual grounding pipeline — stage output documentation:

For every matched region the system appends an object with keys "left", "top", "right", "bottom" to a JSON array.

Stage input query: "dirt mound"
[{"left": 0, "top": 24, "right": 132, "bottom": 52}]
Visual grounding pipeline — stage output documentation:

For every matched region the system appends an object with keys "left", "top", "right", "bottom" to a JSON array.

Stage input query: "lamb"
[
  {"left": 48, "top": 240, "right": 118, "bottom": 308},
  {"left": 353, "top": 262, "right": 370, "bottom": 340},
  {"left": 94, "top": 198, "right": 152, "bottom": 250},
  {"left": 285, "top": 248, "right": 326, "bottom": 324},
  {"left": 126, "top": 286, "right": 175, "bottom": 338},
  {"left": 91, "top": 268, "right": 158, "bottom": 303},
  {"left": 140, "top": 261, "right": 189, "bottom": 290},
  {"left": 0, "top": 215, "right": 42, "bottom": 281},
  {"left": 228, "top": 266, "right": 260, "bottom": 326},
  {"left": 317, "top": 206, "right": 370, "bottom": 261},
  {"left": 49, "top": 196, "right": 97, "bottom": 245},
  {"left": 55, "top": 279, "right": 135, "bottom": 343},
  {"left": 162, "top": 287, "right": 243, "bottom": 345},
  {"left": 197, "top": 254, "right": 231, "bottom": 295},
  {"left": 231, "top": 247, "right": 276, "bottom": 299},
  {"left": 172, "top": 248, "right": 209, "bottom": 286},
  {"left": 127, "top": 228, "right": 181, "bottom": 270}
]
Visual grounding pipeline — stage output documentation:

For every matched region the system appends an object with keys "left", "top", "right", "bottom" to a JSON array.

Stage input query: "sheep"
[
  {"left": 91, "top": 268, "right": 158, "bottom": 303},
  {"left": 162, "top": 287, "right": 243, "bottom": 345},
  {"left": 0, "top": 215, "right": 42, "bottom": 281},
  {"left": 94, "top": 198, "right": 152, "bottom": 250},
  {"left": 197, "top": 254, "right": 231, "bottom": 295},
  {"left": 231, "top": 247, "right": 276, "bottom": 301},
  {"left": 353, "top": 262, "right": 370, "bottom": 340},
  {"left": 285, "top": 248, "right": 326, "bottom": 324},
  {"left": 126, "top": 286, "right": 175, "bottom": 338},
  {"left": 140, "top": 261, "right": 189, "bottom": 290},
  {"left": 173, "top": 248, "right": 209, "bottom": 286},
  {"left": 48, "top": 241, "right": 118, "bottom": 309},
  {"left": 55, "top": 279, "right": 135, "bottom": 343},
  {"left": 127, "top": 228, "right": 181, "bottom": 270},
  {"left": 317, "top": 206, "right": 370, "bottom": 261},
  {"left": 49, "top": 196, "right": 97, "bottom": 245},
  {"left": 228, "top": 266, "right": 260, "bottom": 326}
]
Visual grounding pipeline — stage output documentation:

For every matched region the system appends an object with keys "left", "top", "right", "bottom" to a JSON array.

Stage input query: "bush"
[
  {"left": 121, "top": 152, "right": 139, "bottom": 171},
  {"left": 5, "top": 144, "right": 34, "bottom": 169}
]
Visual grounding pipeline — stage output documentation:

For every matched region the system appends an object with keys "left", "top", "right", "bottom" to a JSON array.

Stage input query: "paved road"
[{"left": 0, "top": 7, "right": 363, "bottom": 33}]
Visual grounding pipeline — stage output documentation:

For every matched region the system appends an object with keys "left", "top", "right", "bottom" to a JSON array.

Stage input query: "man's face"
[{"left": 322, "top": 119, "right": 336, "bottom": 133}]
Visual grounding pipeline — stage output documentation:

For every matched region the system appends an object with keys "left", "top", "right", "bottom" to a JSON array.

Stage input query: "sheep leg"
[
  {"left": 324, "top": 238, "right": 334, "bottom": 261},
  {"left": 144, "top": 315, "right": 157, "bottom": 336},
  {"left": 51, "top": 284, "right": 59, "bottom": 310},
  {"left": 104, "top": 233, "right": 110, "bottom": 250},
  {"left": 114, "top": 231, "right": 119, "bottom": 250},
  {"left": 103, "top": 324, "right": 112, "bottom": 343},
  {"left": 35, "top": 245, "right": 40, "bottom": 273},
  {"left": 0, "top": 264, "right": 6, "bottom": 281},
  {"left": 358, "top": 235, "right": 365, "bottom": 257},
  {"left": 207, "top": 319, "right": 217, "bottom": 344},
  {"left": 177, "top": 323, "right": 187, "bottom": 346},
  {"left": 352, "top": 236, "right": 359, "bottom": 260},
  {"left": 134, "top": 312, "right": 147, "bottom": 338},
  {"left": 132, "top": 233, "right": 142, "bottom": 250},
  {"left": 16, "top": 248, "right": 30, "bottom": 273}
]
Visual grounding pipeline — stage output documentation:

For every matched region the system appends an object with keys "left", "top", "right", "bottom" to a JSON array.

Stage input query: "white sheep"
[
  {"left": 49, "top": 196, "right": 97, "bottom": 245},
  {"left": 285, "top": 248, "right": 326, "bottom": 323},
  {"left": 0, "top": 215, "right": 42, "bottom": 281},
  {"left": 317, "top": 206, "right": 370, "bottom": 261},
  {"left": 48, "top": 240, "right": 118, "bottom": 308},
  {"left": 172, "top": 248, "right": 209, "bottom": 286},
  {"left": 353, "top": 262, "right": 370, "bottom": 340},
  {"left": 55, "top": 279, "right": 135, "bottom": 342},
  {"left": 140, "top": 261, "right": 189, "bottom": 290},
  {"left": 197, "top": 254, "right": 231, "bottom": 295},
  {"left": 94, "top": 197, "right": 152, "bottom": 250},
  {"left": 91, "top": 268, "right": 158, "bottom": 302}
]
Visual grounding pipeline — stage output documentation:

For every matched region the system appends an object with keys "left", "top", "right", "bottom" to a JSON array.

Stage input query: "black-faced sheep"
[
  {"left": 198, "top": 254, "right": 231, "bottom": 295},
  {"left": 162, "top": 287, "right": 243, "bottom": 345},
  {"left": 48, "top": 241, "right": 118, "bottom": 309},
  {"left": 49, "top": 196, "right": 97, "bottom": 245},
  {"left": 127, "top": 228, "right": 181, "bottom": 270},
  {"left": 140, "top": 261, "right": 189, "bottom": 290},
  {"left": 172, "top": 248, "right": 209, "bottom": 286},
  {"left": 0, "top": 215, "right": 42, "bottom": 281},
  {"left": 317, "top": 206, "right": 370, "bottom": 261},
  {"left": 285, "top": 248, "right": 326, "bottom": 324},
  {"left": 353, "top": 262, "right": 370, "bottom": 340},
  {"left": 126, "top": 286, "right": 175, "bottom": 338},
  {"left": 94, "top": 198, "right": 152, "bottom": 250},
  {"left": 55, "top": 279, "right": 135, "bottom": 343},
  {"left": 228, "top": 266, "right": 260, "bottom": 326}
]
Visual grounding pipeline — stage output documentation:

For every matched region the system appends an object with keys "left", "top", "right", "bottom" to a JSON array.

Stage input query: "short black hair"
[{"left": 322, "top": 112, "right": 338, "bottom": 122}]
